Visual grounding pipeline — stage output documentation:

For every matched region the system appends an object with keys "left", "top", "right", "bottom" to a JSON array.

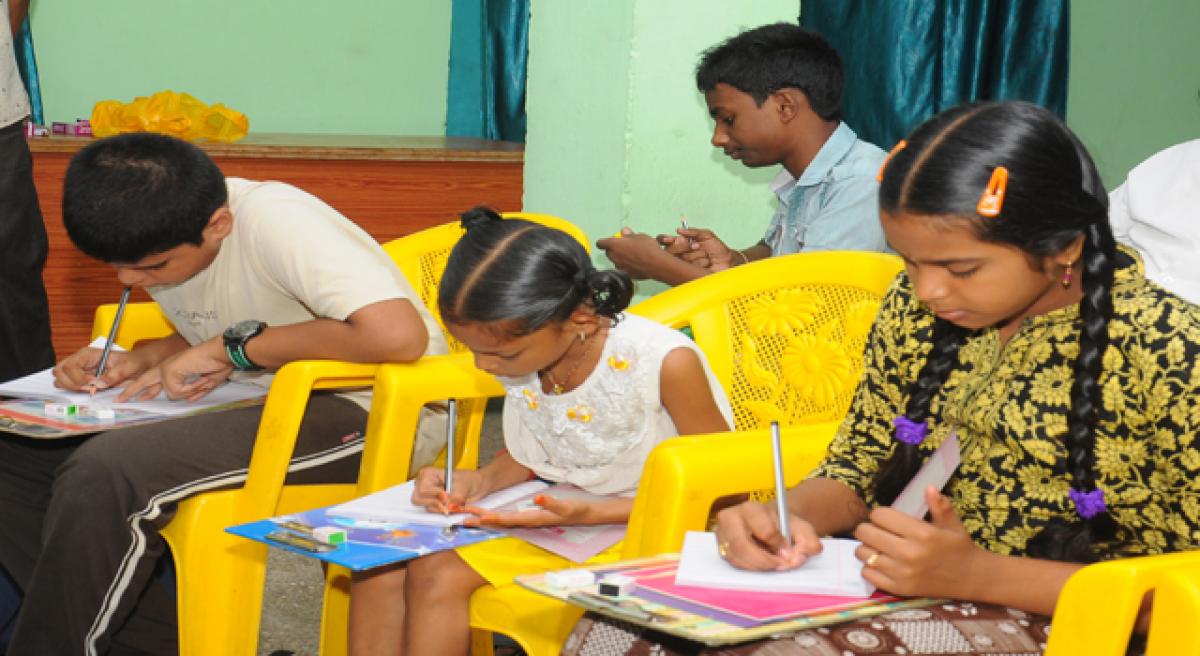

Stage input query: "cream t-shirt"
[{"left": 149, "top": 178, "right": 449, "bottom": 412}]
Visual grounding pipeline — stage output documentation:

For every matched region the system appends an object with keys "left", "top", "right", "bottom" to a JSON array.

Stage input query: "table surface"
[{"left": 27, "top": 133, "right": 525, "bottom": 162}]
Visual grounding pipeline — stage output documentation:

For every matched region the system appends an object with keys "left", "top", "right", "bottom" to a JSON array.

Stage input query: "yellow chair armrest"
[
  {"left": 232, "top": 359, "right": 380, "bottom": 524},
  {"left": 1145, "top": 558, "right": 1200, "bottom": 655},
  {"left": 623, "top": 421, "right": 840, "bottom": 558},
  {"left": 91, "top": 302, "right": 174, "bottom": 348},
  {"left": 1047, "top": 549, "right": 1200, "bottom": 656},
  {"left": 358, "top": 353, "right": 505, "bottom": 494}
]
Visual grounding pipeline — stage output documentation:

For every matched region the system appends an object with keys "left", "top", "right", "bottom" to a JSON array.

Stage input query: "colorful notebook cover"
[
  {"left": 226, "top": 506, "right": 505, "bottom": 571},
  {"left": 517, "top": 554, "right": 941, "bottom": 646}
]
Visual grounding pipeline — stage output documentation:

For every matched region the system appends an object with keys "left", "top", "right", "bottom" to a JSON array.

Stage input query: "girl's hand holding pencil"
[{"left": 413, "top": 467, "right": 488, "bottom": 514}]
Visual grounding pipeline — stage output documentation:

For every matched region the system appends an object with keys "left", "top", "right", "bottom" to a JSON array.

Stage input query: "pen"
[
  {"left": 444, "top": 399, "right": 457, "bottom": 502},
  {"left": 770, "top": 421, "right": 792, "bottom": 547},
  {"left": 92, "top": 286, "right": 132, "bottom": 395},
  {"left": 679, "top": 214, "right": 696, "bottom": 246}
]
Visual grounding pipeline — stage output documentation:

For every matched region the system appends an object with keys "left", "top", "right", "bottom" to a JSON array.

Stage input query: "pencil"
[
  {"left": 92, "top": 286, "right": 132, "bottom": 395},
  {"left": 444, "top": 398, "right": 457, "bottom": 500},
  {"left": 770, "top": 421, "right": 792, "bottom": 546}
]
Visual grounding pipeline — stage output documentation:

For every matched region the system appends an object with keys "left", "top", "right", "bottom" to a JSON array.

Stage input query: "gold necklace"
[{"left": 543, "top": 331, "right": 597, "bottom": 395}]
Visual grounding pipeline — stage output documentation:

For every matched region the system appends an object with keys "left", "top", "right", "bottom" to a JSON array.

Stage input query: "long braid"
[
  {"left": 875, "top": 319, "right": 970, "bottom": 504},
  {"left": 1025, "top": 223, "right": 1119, "bottom": 562}
]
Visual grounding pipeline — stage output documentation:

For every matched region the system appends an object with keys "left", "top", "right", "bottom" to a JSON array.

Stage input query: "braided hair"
[
  {"left": 874, "top": 102, "right": 1118, "bottom": 563},
  {"left": 439, "top": 206, "right": 633, "bottom": 335}
]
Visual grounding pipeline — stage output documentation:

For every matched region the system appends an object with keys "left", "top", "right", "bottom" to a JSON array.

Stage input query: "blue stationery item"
[{"left": 227, "top": 505, "right": 504, "bottom": 571}]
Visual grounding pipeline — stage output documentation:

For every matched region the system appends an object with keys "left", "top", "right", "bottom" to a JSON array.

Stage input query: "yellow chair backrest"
[{"left": 630, "top": 250, "right": 903, "bottom": 429}]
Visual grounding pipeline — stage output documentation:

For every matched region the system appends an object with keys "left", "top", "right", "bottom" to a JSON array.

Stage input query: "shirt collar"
[{"left": 770, "top": 122, "right": 858, "bottom": 200}]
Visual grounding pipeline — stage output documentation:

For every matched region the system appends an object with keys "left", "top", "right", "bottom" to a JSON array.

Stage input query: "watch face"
[{"left": 227, "top": 320, "right": 265, "bottom": 339}]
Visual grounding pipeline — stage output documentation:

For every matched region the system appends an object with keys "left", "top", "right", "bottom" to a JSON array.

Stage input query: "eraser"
[
  {"left": 515, "top": 499, "right": 540, "bottom": 512},
  {"left": 545, "top": 568, "right": 596, "bottom": 588},
  {"left": 597, "top": 573, "right": 636, "bottom": 597},
  {"left": 44, "top": 403, "right": 77, "bottom": 417},
  {"left": 312, "top": 526, "right": 347, "bottom": 546},
  {"left": 87, "top": 406, "right": 117, "bottom": 420}
]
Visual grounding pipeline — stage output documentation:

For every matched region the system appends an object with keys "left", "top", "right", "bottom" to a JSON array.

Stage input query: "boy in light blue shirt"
[{"left": 599, "top": 23, "right": 888, "bottom": 285}]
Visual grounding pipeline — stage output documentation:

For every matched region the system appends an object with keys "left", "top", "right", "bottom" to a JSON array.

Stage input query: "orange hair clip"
[
  {"left": 876, "top": 139, "right": 907, "bottom": 182},
  {"left": 976, "top": 166, "right": 1009, "bottom": 217}
]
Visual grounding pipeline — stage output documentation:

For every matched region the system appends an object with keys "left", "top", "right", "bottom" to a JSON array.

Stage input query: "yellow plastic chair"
[
  {"left": 459, "top": 251, "right": 904, "bottom": 656},
  {"left": 1046, "top": 550, "right": 1200, "bottom": 655},
  {"left": 316, "top": 212, "right": 590, "bottom": 654},
  {"left": 86, "top": 215, "right": 541, "bottom": 656},
  {"left": 623, "top": 412, "right": 1200, "bottom": 656}
]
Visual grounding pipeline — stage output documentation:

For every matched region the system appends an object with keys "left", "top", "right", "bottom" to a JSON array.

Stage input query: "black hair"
[
  {"left": 439, "top": 207, "right": 634, "bottom": 335},
  {"left": 62, "top": 132, "right": 228, "bottom": 263},
  {"left": 695, "top": 22, "right": 843, "bottom": 121},
  {"left": 875, "top": 101, "right": 1118, "bottom": 563}
]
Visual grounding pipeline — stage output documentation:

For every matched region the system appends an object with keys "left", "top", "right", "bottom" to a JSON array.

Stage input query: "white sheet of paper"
[
  {"left": 0, "top": 338, "right": 267, "bottom": 417},
  {"left": 890, "top": 430, "right": 962, "bottom": 519},
  {"left": 674, "top": 531, "right": 874, "bottom": 598},
  {"left": 328, "top": 479, "right": 551, "bottom": 527}
]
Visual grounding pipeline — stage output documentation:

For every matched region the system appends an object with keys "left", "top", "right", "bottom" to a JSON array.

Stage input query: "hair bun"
[{"left": 460, "top": 205, "right": 503, "bottom": 231}]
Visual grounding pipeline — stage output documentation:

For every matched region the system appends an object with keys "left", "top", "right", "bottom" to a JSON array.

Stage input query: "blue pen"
[{"left": 770, "top": 421, "right": 792, "bottom": 546}]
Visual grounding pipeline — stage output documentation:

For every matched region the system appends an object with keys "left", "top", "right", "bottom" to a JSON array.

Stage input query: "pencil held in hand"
[{"left": 92, "top": 286, "right": 132, "bottom": 395}]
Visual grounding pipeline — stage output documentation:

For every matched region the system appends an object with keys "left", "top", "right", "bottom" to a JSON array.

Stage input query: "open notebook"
[{"left": 0, "top": 341, "right": 268, "bottom": 438}]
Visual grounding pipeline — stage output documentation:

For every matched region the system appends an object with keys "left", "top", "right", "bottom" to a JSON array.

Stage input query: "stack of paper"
[{"left": 674, "top": 531, "right": 874, "bottom": 598}]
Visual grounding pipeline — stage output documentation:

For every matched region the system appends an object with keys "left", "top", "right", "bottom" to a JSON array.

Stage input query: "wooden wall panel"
[{"left": 29, "top": 136, "right": 524, "bottom": 358}]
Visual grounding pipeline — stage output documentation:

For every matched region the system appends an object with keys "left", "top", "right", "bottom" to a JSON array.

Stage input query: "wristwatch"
[{"left": 223, "top": 320, "right": 267, "bottom": 371}]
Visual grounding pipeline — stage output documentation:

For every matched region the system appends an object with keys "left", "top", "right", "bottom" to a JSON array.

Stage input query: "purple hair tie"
[
  {"left": 1068, "top": 487, "right": 1107, "bottom": 519},
  {"left": 892, "top": 416, "right": 928, "bottom": 445}
]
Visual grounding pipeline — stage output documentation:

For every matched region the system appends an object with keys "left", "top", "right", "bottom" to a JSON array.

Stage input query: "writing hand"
[
  {"left": 412, "top": 467, "right": 487, "bottom": 514},
  {"left": 854, "top": 486, "right": 986, "bottom": 598},
  {"left": 713, "top": 499, "right": 822, "bottom": 572},
  {"left": 53, "top": 347, "right": 149, "bottom": 393}
]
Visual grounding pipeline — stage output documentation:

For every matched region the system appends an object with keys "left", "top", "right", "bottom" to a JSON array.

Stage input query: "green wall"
[
  {"left": 1067, "top": 0, "right": 1200, "bottom": 189},
  {"left": 523, "top": 0, "right": 798, "bottom": 297},
  {"left": 29, "top": 1, "right": 452, "bottom": 135}
]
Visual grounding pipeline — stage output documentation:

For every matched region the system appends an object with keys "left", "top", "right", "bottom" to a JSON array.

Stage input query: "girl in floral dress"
[
  {"left": 565, "top": 102, "right": 1200, "bottom": 655},
  {"left": 347, "top": 207, "right": 734, "bottom": 655}
]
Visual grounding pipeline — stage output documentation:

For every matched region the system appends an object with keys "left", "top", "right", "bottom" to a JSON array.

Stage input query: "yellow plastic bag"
[{"left": 91, "top": 91, "right": 249, "bottom": 142}]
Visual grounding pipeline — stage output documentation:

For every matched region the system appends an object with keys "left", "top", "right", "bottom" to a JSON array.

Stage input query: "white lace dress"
[{"left": 499, "top": 313, "right": 734, "bottom": 496}]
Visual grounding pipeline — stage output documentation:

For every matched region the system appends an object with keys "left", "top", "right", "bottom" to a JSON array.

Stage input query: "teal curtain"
[
  {"left": 446, "top": 0, "right": 529, "bottom": 142},
  {"left": 14, "top": 18, "right": 42, "bottom": 125},
  {"left": 800, "top": 0, "right": 1069, "bottom": 150}
]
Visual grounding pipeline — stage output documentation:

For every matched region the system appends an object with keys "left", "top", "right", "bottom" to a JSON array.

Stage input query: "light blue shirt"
[{"left": 761, "top": 122, "right": 888, "bottom": 255}]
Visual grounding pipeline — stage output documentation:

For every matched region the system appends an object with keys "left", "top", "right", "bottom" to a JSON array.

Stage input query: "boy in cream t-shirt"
[{"left": 0, "top": 133, "right": 445, "bottom": 655}]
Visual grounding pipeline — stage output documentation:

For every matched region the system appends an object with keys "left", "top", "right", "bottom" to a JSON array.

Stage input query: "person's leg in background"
[
  {"left": 0, "top": 395, "right": 366, "bottom": 655},
  {"left": 0, "top": 120, "right": 55, "bottom": 383}
]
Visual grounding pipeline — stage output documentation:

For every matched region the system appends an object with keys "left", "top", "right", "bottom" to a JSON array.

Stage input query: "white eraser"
[
  {"left": 88, "top": 406, "right": 116, "bottom": 420},
  {"left": 312, "top": 526, "right": 347, "bottom": 546},
  {"left": 545, "top": 568, "right": 596, "bottom": 588},
  {"left": 597, "top": 573, "right": 636, "bottom": 597}
]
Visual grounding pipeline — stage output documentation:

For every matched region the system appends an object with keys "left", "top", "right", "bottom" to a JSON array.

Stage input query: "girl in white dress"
[{"left": 348, "top": 207, "right": 734, "bottom": 655}]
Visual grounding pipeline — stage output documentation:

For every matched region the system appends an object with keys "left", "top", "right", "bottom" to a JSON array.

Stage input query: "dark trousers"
[
  {"left": 0, "top": 394, "right": 367, "bottom": 655},
  {"left": 0, "top": 120, "right": 54, "bottom": 383}
]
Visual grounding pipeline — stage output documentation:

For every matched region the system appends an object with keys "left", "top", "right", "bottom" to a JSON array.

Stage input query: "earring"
[
  {"left": 1061, "top": 261, "right": 1074, "bottom": 288},
  {"left": 578, "top": 331, "right": 586, "bottom": 343}
]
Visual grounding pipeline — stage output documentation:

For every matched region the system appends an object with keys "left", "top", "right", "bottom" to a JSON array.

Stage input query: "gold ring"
[
  {"left": 717, "top": 541, "right": 730, "bottom": 558},
  {"left": 865, "top": 552, "right": 880, "bottom": 568}
]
